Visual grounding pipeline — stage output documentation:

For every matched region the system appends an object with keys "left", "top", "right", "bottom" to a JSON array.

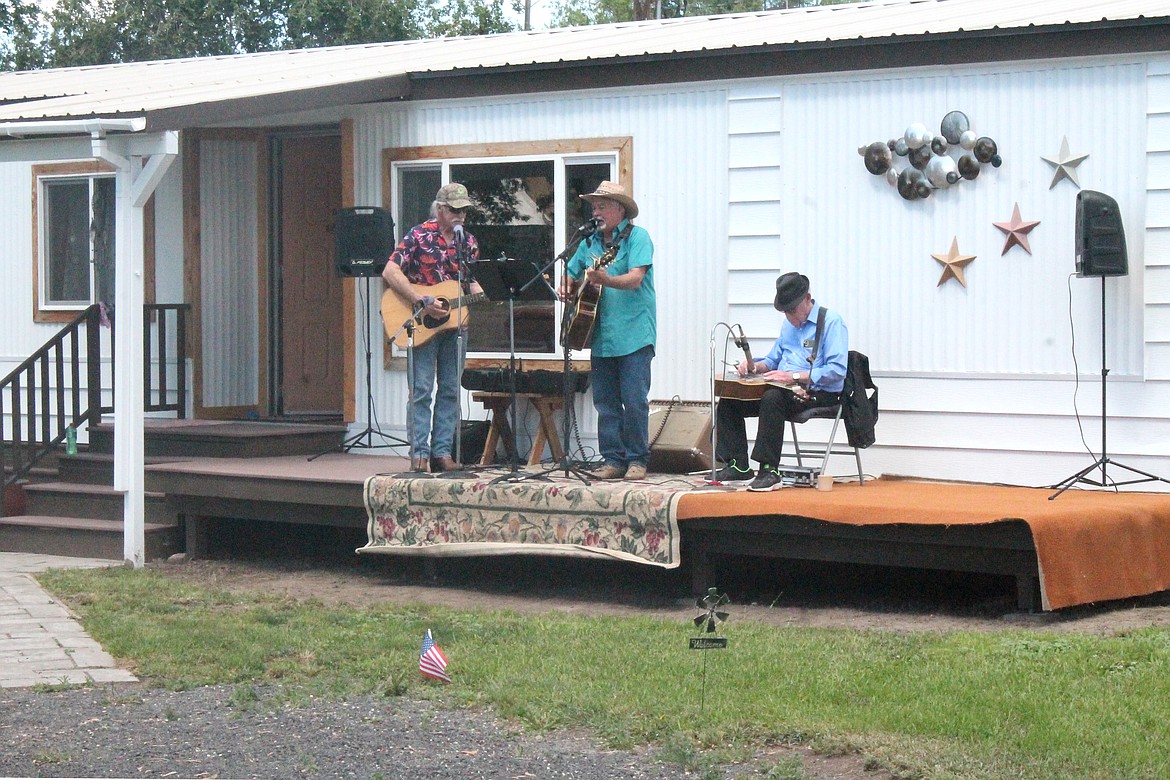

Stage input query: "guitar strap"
[
  {"left": 603, "top": 223, "right": 635, "bottom": 258},
  {"left": 807, "top": 307, "right": 826, "bottom": 367}
]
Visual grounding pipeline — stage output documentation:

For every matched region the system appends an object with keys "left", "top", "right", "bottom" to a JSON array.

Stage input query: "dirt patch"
[{"left": 151, "top": 522, "right": 1170, "bottom": 635}]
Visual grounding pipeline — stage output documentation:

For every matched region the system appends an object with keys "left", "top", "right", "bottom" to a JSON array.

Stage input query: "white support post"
[{"left": 92, "top": 130, "right": 178, "bottom": 568}]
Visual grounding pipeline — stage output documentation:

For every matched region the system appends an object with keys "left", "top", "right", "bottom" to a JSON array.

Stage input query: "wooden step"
[
  {"left": 0, "top": 515, "right": 181, "bottom": 561},
  {"left": 55, "top": 452, "right": 184, "bottom": 486},
  {"left": 22, "top": 482, "right": 176, "bottom": 525},
  {"left": 87, "top": 420, "right": 348, "bottom": 458}
]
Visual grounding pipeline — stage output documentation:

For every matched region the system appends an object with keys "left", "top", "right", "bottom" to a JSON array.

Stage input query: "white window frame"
[{"left": 31, "top": 160, "right": 118, "bottom": 323}]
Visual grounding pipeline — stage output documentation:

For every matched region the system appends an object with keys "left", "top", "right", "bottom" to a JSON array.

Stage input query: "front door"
[{"left": 275, "top": 134, "right": 343, "bottom": 417}]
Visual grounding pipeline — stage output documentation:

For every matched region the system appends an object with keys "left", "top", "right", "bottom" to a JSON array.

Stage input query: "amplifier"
[{"left": 648, "top": 399, "right": 712, "bottom": 474}]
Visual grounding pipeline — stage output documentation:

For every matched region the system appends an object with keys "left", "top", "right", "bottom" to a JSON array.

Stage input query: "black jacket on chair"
[{"left": 842, "top": 351, "right": 878, "bottom": 449}]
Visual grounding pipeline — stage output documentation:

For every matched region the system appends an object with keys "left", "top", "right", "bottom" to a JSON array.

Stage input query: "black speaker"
[
  {"left": 1075, "top": 191, "right": 1128, "bottom": 278},
  {"left": 335, "top": 207, "right": 394, "bottom": 277}
]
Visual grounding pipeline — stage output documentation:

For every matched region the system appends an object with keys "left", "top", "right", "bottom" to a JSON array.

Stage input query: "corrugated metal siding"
[
  {"left": 728, "top": 61, "right": 1146, "bottom": 379},
  {"left": 199, "top": 140, "right": 259, "bottom": 407},
  {"left": 353, "top": 86, "right": 728, "bottom": 436}
]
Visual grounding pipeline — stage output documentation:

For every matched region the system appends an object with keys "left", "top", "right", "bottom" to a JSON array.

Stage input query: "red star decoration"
[
  {"left": 993, "top": 203, "right": 1041, "bottom": 255},
  {"left": 932, "top": 237, "right": 976, "bottom": 288}
]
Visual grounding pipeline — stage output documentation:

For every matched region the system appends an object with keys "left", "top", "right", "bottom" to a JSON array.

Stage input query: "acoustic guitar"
[
  {"left": 560, "top": 241, "right": 621, "bottom": 351},
  {"left": 381, "top": 280, "right": 486, "bottom": 349}
]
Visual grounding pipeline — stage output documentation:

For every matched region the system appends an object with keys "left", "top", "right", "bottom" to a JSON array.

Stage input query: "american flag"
[{"left": 419, "top": 629, "right": 451, "bottom": 682}]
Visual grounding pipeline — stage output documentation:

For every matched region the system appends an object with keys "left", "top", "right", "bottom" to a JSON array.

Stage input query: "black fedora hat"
[{"left": 773, "top": 272, "right": 810, "bottom": 312}]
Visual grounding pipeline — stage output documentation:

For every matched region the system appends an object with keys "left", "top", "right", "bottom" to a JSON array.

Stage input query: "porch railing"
[{"left": 1, "top": 303, "right": 190, "bottom": 491}]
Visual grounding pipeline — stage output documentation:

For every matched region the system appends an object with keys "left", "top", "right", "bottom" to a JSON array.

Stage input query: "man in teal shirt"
[{"left": 561, "top": 181, "right": 656, "bottom": 480}]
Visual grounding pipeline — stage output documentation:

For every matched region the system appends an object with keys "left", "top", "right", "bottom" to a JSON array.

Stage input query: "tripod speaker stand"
[
  {"left": 310, "top": 207, "right": 408, "bottom": 460},
  {"left": 1050, "top": 190, "right": 1169, "bottom": 498}
]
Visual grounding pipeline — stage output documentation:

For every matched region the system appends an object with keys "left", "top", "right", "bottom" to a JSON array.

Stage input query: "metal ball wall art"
[{"left": 859, "top": 110, "right": 1002, "bottom": 201}]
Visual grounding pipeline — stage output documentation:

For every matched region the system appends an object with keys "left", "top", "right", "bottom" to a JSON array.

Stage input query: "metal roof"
[{"left": 0, "top": 0, "right": 1167, "bottom": 129}]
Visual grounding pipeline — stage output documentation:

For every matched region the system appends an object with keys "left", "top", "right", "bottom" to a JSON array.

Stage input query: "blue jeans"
[
  {"left": 408, "top": 330, "right": 463, "bottom": 459},
  {"left": 590, "top": 345, "right": 654, "bottom": 468}
]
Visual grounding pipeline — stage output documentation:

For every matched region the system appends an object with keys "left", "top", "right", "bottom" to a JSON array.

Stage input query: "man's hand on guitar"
[
  {"left": 736, "top": 359, "right": 766, "bottom": 377},
  {"left": 414, "top": 295, "right": 447, "bottom": 319},
  {"left": 584, "top": 267, "right": 608, "bottom": 287},
  {"left": 558, "top": 278, "right": 577, "bottom": 302}
]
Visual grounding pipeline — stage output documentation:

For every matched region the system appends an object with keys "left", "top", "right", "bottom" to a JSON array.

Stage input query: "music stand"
[{"left": 471, "top": 257, "right": 556, "bottom": 481}]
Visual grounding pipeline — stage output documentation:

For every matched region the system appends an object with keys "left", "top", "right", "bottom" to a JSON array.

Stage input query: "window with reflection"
[{"left": 390, "top": 152, "right": 615, "bottom": 358}]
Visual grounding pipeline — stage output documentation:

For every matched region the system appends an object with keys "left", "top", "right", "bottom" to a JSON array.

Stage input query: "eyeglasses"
[{"left": 441, "top": 205, "right": 467, "bottom": 214}]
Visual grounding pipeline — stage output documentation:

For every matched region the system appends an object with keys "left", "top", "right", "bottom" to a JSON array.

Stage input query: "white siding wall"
[
  {"left": 0, "top": 139, "right": 114, "bottom": 363},
  {"left": 728, "top": 58, "right": 1170, "bottom": 487},
  {"left": 199, "top": 140, "right": 260, "bottom": 407},
  {"left": 351, "top": 86, "right": 729, "bottom": 446}
]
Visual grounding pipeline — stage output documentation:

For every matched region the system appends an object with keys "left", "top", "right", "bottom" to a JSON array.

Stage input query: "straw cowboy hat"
[{"left": 579, "top": 181, "right": 639, "bottom": 220}]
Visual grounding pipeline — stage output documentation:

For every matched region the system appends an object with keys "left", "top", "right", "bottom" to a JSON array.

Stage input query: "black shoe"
[
  {"left": 747, "top": 469, "right": 784, "bottom": 492},
  {"left": 712, "top": 464, "right": 755, "bottom": 483}
]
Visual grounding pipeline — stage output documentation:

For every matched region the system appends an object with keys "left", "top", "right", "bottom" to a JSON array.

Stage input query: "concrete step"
[
  {"left": 22, "top": 482, "right": 176, "bottom": 525},
  {"left": 0, "top": 515, "right": 180, "bottom": 561}
]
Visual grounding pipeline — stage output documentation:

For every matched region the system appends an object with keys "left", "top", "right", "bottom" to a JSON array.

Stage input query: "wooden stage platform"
[{"left": 144, "top": 452, "right": 1170, "bottom": 612}]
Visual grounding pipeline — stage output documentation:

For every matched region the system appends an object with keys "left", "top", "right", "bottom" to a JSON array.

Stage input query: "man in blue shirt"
[
  {"left": 560, "top": 181, "right": 655, "bottom": 481},
  {"left": 714, "top": 272, "right": 848, "bottom": 491}
]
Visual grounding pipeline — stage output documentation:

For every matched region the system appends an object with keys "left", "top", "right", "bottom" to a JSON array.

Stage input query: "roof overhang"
[{"left": 407, "top": 18, "right": 1170, "bottom": 102}]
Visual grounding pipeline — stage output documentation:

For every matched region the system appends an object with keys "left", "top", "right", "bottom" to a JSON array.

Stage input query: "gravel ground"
[
  {"left": 1, "top": 684, "right": 688, "bottom": 779},
  {"left": 1, "top": 683, "right": 862, "bottom": 779}
]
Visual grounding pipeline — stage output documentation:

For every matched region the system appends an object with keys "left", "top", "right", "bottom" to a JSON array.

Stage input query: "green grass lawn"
[{"left": 38, "top": 566, "right": 1170, "bottom": 780}]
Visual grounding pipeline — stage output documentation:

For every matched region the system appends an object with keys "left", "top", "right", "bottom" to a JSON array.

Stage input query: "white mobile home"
[{"left": 2, "top": 0, "right": 1170, "bottom": 541}]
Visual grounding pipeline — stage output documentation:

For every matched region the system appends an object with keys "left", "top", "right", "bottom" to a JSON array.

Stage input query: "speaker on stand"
[
  {"left": 1051, "top": 191, "right": 1168, "bottom": 497},
  {"left": 311, "top": 207, "right": 407, "bottom": 459}
]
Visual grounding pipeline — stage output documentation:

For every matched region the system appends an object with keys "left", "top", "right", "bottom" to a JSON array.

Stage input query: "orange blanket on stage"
[{"left": 677, "top": 480, "right": 1170, "bottom": 611}]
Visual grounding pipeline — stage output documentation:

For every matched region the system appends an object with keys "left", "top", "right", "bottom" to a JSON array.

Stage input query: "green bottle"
[{"left": 65, "top": 425, "right": 77, "bottom": 455}]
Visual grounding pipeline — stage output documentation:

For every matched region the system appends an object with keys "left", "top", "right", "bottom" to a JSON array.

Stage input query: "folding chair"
[
  {"left": 783, "top": 350, "right": 874, "bottom": 485},
  {"left": 786, "top": 402, "right": 865, "bottom": 485}
]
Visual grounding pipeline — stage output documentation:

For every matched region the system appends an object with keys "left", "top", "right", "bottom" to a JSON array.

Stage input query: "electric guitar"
[
  {"left": 560, "top": 242, "right": 620, "bottom": 351},
  {"left": 381, "top": 280, "right": 486, "bottom": 349}
]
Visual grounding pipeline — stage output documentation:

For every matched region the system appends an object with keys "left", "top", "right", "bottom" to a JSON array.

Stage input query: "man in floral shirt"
[{"left": 382, "top": 183, "right": 482, "bottom": 473}]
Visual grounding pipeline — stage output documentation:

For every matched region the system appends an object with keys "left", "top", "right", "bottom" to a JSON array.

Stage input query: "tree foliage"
[
  {"left": 1, "top": 0, "right": 517, "bottom": 70},
  {"left": 0, "top": 0, "right": 43, "bottom": 69},
  {"left": 548, "top": 0, "right": 857, "bottom": 27}
]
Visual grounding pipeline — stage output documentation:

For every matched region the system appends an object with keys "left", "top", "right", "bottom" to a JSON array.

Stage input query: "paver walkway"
[{"left": 0, "top": 553, "right": 137, "bottom": 688}]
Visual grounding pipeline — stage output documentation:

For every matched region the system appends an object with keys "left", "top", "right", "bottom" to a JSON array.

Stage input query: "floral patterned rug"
[{"left": 359, "top": 470, "right": 700, "bottom": 567}]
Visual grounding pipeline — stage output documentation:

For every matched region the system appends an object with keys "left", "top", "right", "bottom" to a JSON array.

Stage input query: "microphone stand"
[{"left": 503, "top": 220, "right": 598, "bottom": 485}]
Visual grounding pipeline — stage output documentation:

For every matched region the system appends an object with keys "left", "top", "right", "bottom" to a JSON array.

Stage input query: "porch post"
[{"left": 94, "top": 130, "right": 178, "bottom": 568}]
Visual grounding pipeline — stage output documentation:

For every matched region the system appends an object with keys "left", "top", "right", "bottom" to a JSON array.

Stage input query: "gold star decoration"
[
  {"left": 932, "top": 237, "right": 976, "bottom": 288},
  {"left": 1040, "top": 136, "right": 1089, "bottom": 189},
  {"left": 993, "top": 203, "right": 1041, "bottom": 255}
]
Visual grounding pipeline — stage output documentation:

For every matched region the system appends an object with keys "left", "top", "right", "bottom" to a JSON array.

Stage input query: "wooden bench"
[{"left": 471, "top": 391, "right": 565, "bottom": 467}]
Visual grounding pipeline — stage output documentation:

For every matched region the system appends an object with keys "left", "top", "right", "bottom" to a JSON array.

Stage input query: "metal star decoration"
[
  {"left": 993, "top": 203, "right": 1041, "bottom": 255},
  {"left": 932, "top": 237, "right": 976, "bottom": 288},
  {"left": 1040, "top": 136, "right": 1089, "bottom": 189}
]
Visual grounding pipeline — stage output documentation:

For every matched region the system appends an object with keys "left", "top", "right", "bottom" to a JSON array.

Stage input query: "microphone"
[
  {"left": 577, "top": 217, "right": 601, "bottom": 234},
  {"left": 453, "top": 224, "right": 465, "bottom": 244},
  {"left": 733, "top": 325, "right": 754, "bottom": 367}
]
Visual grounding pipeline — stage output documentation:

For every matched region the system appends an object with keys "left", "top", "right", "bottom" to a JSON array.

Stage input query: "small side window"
[{"left": 33, "top": 162, "right": 116, "bottom": 323}]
